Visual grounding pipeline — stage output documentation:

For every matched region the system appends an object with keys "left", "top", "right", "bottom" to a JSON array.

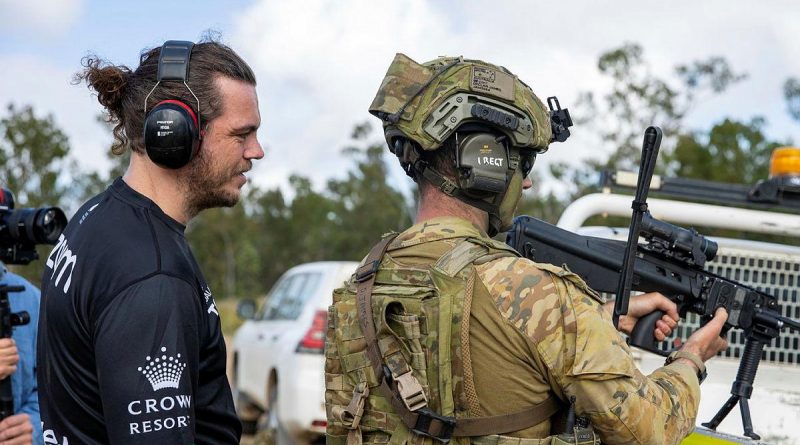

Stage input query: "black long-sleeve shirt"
[{"left": 38, "top": 178, "right": 240, "bottom": 444}]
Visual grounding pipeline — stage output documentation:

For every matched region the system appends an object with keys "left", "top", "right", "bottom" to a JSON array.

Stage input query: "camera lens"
[{"left": 5, "top": 207, "right": 67, "bottom": 245}]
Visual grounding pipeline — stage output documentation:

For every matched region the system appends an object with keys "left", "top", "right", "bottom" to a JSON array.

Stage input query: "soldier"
[{"left": 325, "top": 54, "right": 729, "bottom": 445}]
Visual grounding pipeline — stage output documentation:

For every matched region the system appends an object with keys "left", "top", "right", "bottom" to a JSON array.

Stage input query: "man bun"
[{"left": 75, "top": 56, "right": 133, "bottom": 155}]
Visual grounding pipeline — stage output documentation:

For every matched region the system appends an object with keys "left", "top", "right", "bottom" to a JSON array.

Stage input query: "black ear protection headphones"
[
  {"left": 454, "top": 130, "right": 536, "bottom": 198},
  {"left": 143, "top": 41, "right": 201, "bottom": 169}
]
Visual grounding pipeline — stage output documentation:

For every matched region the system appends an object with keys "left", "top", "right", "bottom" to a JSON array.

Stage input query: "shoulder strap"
[{"left": 355, "top": 235, "right": 559, "bottom": 442}]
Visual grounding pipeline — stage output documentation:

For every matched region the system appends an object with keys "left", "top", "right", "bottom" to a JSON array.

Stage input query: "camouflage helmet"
[{"left": 369, "top": 53, "right": 555, "bottom": 153}]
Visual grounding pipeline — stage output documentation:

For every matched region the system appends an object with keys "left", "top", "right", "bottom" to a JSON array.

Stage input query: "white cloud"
[{"left": 0, "top": 0, "right": 84, "bottom": 38}]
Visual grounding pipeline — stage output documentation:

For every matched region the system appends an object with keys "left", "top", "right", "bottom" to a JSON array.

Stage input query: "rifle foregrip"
[{"left": 629, "top": 310, "right": 670, "bottom": 357}]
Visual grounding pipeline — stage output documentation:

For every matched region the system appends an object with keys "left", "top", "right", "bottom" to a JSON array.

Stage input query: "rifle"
[
  {"left": 507, "top": 213, "right": 800, "bottom": 438},
  {"left": 506, "top": 130, "right": 800, "bottom": 439}
]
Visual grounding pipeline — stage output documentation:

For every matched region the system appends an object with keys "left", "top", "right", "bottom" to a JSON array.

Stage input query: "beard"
[{"left": 179, "top": 147, "right": 249, "bottom": 217}]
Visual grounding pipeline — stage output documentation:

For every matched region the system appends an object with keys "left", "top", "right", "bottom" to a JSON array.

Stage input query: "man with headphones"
[
  {"left": 324, "top": 54, "right": 729, "bottom": 445},
  {"left": 37, "top": 39, "right": 263, "bottom": 444}
]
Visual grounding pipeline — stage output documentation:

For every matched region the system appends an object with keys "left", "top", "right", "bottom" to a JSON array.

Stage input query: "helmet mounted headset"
[{"left": 369, "top": 54, "right": 573, "bottom": 235}]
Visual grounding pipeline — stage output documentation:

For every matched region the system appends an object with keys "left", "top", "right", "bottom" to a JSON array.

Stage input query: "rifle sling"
[{"left": 355, "top": 235, "right": 559, "bottom": 439}]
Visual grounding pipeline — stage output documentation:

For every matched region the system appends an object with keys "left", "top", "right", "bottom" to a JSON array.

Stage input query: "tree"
[
  {"left": 0, "top": 104, "right": 74, "bottom": 207},
  {"left": 187, "top": 189, "right": 264, "bottom": 299},
  {"left": 784, "top": 77, "right": 800, "bottom": 123},
  {"left": 561, "top": 43, "right": 747, "bottom": 197},
  {"left": 326, "top": 122, "right": 413, "bottom": 258},
  {"left": 0, "top": 104, "right": 81, "bottom": 285},
  {"left": 74, "top": 116, "right": 130, "bottom": 202},
  {"left": 665, "top": 117, "right": 782, "bottom": 184}
]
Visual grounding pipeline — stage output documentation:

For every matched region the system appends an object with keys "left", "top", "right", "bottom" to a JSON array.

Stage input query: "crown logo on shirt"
[{"left": 138, "top": 347, "right": 187, "bottom": 391}]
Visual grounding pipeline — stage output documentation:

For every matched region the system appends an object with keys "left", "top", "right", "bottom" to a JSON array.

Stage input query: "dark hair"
[
  {"left": 75, "top": 37, "right": 256, "bottom": 155},
  {"left": 417, "top": 135, "right": 458, "bottom": 186}
]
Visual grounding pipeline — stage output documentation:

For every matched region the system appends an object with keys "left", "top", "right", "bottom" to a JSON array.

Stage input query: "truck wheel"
[{"left": 254, "top": 383, "right": 292, "bottom": 445}]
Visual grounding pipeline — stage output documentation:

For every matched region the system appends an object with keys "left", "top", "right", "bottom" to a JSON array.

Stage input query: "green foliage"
[
  {"left": 0, "top": 104, "right": 73, "bottom": 207},
  {"left": 784, "top": 77, "right": 800, "bottom": 123},
  {"left": 570, "top": 43, "right": 747, "bottom": 196},
  {"left": 326, "top": 124, "right": 412, "bottom": 257},
  {"left": 665, "top": 117, "right": 782, "bottom": 184},
  {"left": 74, "top": 116, "right": 130, "bottom": 201},
  {"left": 187, "top": 196, "right": 263, "bottom": 299}
]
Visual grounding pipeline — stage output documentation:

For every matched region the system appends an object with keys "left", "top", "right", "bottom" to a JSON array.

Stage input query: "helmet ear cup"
[
  {"left": 455, "top": 133, "right": 510, "bottom": 197},
  {"left": 144, "top": 100, "right": 200, "bottom": 169}
]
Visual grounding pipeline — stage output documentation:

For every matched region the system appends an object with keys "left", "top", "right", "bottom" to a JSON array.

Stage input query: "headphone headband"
[
  {"left": 143, "top": 41, "right": 200, "bottom": 116},
  {"left": 157, "top": 40, "right": 194, "bottom": 82}
]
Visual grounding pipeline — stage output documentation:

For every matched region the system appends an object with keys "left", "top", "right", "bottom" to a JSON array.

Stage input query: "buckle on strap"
[
  {"left": 412, "top": 408, "right": 456, "bottom": 444},
  {"left": 439, "top": 180, "right": 457, "bottom": 196},
  {"left": 394, "top": 371, "right": 428, "bottom": 412},
  {"left": 355, "top": 260, "right": 381, "bottom": 282},
  {"left": 340, "top": 383, "right": 369, "bottom": 429}
]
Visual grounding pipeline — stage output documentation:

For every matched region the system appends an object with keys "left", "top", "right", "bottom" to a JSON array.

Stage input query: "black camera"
[{"left": 0, "top": 188, "right": 67, "bottom": 265}]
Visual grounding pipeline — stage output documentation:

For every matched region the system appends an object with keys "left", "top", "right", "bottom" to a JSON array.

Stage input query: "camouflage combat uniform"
[{"left": 326, "top": 216, "right": 701, "bottom": 445}]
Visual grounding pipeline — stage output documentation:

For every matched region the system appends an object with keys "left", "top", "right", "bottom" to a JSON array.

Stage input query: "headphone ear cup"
[
  {"left": 144, "top": 102, "right": 200, "bottom": 169},
  {"left": 456, "top": 133, "right": 509, "bottom": 195}
]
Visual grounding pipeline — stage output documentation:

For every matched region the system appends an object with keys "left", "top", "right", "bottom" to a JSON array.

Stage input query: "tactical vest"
[{"left": 325, "top": 234, "right": 568, "bottom": 445}]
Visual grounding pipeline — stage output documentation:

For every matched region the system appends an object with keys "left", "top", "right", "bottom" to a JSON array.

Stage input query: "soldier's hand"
[
  {"left": 682, "top": 307, "right": 729, "bottom": 362},
  {"left": 0, "top": 413, "right": 33, "bottom": 445},
  {"left": 605, "top": 292, "right": 679, "bottom": 341},
  {"left": 0, "top": 339, "right": 19, "bottom": 380}
]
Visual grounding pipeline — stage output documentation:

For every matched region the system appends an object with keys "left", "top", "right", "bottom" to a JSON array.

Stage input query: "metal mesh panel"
[{"left": 664, "top": 247, "right": 800, "bottom": 365}]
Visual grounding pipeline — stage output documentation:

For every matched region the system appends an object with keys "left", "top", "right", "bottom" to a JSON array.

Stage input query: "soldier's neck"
[{"left": 416, "top": 184, "right": 488, "bottom": 232}]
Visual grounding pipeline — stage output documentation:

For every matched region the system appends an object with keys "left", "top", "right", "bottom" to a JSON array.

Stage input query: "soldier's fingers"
[
  {"left": 714, "top": 337, "right": 729, "bottom": 353},
  {"left": 663, "top": 302, "right": 680, "bottom": 323},
  {"left": 645, "top": 293, "right": 679, "bottom": 321},
  {"left": 705, "top": 308, "right": 729, "bottom": 332},
  {"left": 656, "top": 319, "right": 672, "bottom": 337},
  {"left": 660, "top": 314, "right": 677, "bottom": 330}
]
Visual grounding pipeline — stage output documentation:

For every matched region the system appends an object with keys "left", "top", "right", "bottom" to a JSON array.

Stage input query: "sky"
[{"left": 1, "top": 0, "right": 800, "bottom": 201}]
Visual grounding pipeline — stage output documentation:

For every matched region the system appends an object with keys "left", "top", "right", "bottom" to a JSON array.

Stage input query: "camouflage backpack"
[{"left": 325, "top": 233, "right": 562, "bottom": 445}]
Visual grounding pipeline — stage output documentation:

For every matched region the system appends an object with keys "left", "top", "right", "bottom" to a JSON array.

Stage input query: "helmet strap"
[{"left": 415, "top": 160, "right": 506, "bottom": 235}]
